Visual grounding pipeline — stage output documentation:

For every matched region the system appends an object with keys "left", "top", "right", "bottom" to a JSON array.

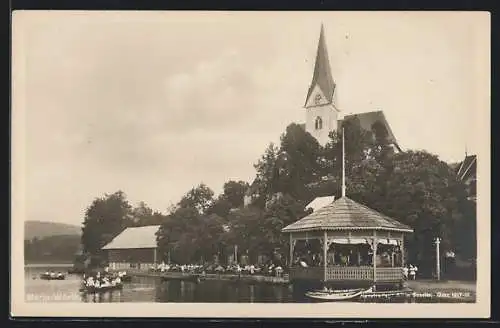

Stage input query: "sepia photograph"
[{"left": 11, "top": 11, "right": 490, "bottom": 318}]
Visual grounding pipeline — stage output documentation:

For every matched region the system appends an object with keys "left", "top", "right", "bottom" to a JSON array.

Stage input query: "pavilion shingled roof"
[{"left": 282, "top": 196, "right": 413, "bottom": 233}]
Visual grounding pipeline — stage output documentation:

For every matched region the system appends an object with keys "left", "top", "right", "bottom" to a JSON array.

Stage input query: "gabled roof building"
[{"left": 102, "top": 225, "right": 161, "bottom": 271}]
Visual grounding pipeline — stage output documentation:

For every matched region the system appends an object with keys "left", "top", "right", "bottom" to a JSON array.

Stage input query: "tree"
[
  {"left": 253, "top": 143, "right": 280, "bottom": 202},
  {"left": 156, "top": 207, "right": 200, "bottom": 263},
  {"left": 278, "top": 123, "right": 323, "bottom": 200},
  {"left": 25, "top": 235, "right": 81, "bottom": 263},
  {"left": 129, "top": 201, "right": 166, "bottom": 227},
  {"left": 324, "top": 116, "right": 375, "bottom": 185},
  {"left": 223, "top": 206, "right": 266, "bottom": 262},
  {"left": 371, "top": 151, "right": 473, "bottom": 275},
  {"left": 222, "top": 180, "right": 249, "bottom": 209},
  {"left": 81, "top": 190, "right": 132, "bottom": 256},
  {"left": 262, "top": 194, "right": 311, "bottom": 261},
  {"left": 156, "top": 205, "right": 225, "bottom": 264},
  {"left": 206, "top": 195, "right": 233, "bottom": 218},
  {"left": 178, "top": 183, "right": 215, "bottom": 215}
]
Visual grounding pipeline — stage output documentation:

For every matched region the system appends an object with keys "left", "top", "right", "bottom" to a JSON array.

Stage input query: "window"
[{"left": 315, "top": 116, "right": 323, "bottom": 130}]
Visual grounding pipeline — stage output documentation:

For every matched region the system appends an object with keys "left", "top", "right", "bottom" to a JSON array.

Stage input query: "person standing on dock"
[
  {"left": 403, "top": 266, "right": 409, "bottom": 280},
  {"left": 409, "top": 264, "right": 417, "bottom": 280}
]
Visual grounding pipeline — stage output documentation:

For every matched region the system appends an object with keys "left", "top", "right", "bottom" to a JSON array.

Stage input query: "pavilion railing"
[
  {"left": 376, "top": 267, "right": 403, "bottom": 282},
  {"left": 290, "top": 266, "right": 403, "bottom": 282},
  {"left": 326, "top": 266, "right": 373, "bottom": 281}
]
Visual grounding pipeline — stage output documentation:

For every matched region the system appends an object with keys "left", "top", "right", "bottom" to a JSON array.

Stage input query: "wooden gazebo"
[
  {"left": 282, "top": 196, "right": 413, "bottom": 288},
  {"left": 281, "top": 128, "right": 413, "bottom": 289}
]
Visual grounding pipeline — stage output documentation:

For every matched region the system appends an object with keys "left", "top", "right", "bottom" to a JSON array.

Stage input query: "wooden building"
[
  {"left": 102, "top": 225, "right": 160, "bottom": 271},
  {"left": 282, "top": 197, "right": 413, "bottom": 289},
  {"left": 282, "top": 126, "right": 413, "bottom": 290}
]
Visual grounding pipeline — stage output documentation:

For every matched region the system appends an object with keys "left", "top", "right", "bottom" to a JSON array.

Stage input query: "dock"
[{"left": 113, "top": 270, "right": 290, "bottom": 285}]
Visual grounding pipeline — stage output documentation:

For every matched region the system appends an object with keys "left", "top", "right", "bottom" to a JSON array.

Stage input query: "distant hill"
[
  {"left": 25, "top": 234, "right": 81, "bottom": 264},
  {"left": 25, "top": 220, "right": 81, "bottom": 241}
]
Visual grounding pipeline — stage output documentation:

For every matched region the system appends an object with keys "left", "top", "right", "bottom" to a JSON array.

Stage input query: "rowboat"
[
  {"left": 80, "top": 283, "right": 123, "bottom": 294},
  {"left": 39, "top": 273, "right": 66, "bottom": 280},
  {"left": 305, "top": 286, "right": 373, "bottom": 302}
]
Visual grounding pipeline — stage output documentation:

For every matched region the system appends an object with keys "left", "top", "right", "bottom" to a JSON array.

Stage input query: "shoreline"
[
  {"left": 405, "top": 279, "right": 476, "bottom": 293},
  {"left": 125, "top": 270, "right": 290, "bottom": 285},
  {"left": 117, "top": 270, "right": 476, "bottom": 295},
  {"left": 25, "top": 263, "right": 73, "bottom": 268}
]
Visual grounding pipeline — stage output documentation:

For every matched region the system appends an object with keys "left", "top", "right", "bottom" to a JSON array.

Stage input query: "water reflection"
[{"left": 25, "top": 266, "right": 474, "bottom": 303}]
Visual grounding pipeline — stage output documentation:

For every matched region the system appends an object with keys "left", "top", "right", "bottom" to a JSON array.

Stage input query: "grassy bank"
[
  {"left": 404, "top": 280, "right": 476, "bottom": 302},
  {"left": 405, "top": 280, "right": 476, "bottom": 293}
]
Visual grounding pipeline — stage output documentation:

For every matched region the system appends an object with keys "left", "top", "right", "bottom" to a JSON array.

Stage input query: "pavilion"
[{"left": 281, "top": 129, "right": 413, "bottom": 289}]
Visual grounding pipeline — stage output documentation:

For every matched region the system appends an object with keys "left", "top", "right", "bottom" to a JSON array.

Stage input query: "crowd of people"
[
  {"left": 402, "top": 264, "right": 419, "bottom": 280},
  {"left": 82, "top": 270, "right": 127, "bottom": 289},
  {"left": 149, "top": 262, "right": 286, "bottom": 277}
]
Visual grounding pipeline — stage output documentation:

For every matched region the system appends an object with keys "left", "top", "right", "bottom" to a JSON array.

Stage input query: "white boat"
[{"left": 305, "top": 286, "right": 373, "bottom": 301}]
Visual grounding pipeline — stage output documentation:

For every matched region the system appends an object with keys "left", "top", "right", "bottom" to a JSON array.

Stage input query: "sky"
[{"left": 13, "top": 11, "right": 489, "bottom": 226}]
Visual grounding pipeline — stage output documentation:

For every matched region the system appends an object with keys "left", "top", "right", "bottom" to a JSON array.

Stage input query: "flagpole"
[{"left": 342, "top": 127, "right": 346, "bottom": 198}]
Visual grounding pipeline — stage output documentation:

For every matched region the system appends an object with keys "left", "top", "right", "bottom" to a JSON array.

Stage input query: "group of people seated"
[
  {"left": 43, "top": 271, "right": 65, "bottom": 278},
  {"left": 149, "top": 262, "right": 285, "bottom": 276},
  {"left": 293, "top": 247, "right": 403, "bottom": 268},
  {"left": 82, "top": 270, "right": 125, "bottom": 289}
]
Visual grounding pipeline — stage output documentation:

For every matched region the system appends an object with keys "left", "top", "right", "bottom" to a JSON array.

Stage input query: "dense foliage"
[
  {"left": 80, "top": 119, "right": 476, "bottom": 275},
  {"left": 25, "top": 235, "right": 81, "bottom": 263}
]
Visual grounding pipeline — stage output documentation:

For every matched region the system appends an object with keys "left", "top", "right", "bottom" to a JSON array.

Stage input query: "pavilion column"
[
  {"left": 401, "top": 238, "right": 405, "bottom": 267},
  {"left": 372, "top": 236, "right": 378, "bottom": 287},
  {"left": 289, "top": 233, "right": 294, "bottom": 268},
  {"left": 153, "top": 248, "right": 157, "bottom": 265},
  {"left": 323, "top": 231, "right": 327, "bottom": 283}
]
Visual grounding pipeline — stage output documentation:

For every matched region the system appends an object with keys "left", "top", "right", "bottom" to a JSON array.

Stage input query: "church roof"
[
  {"left": 282, "top": 196, "right": 413, "bottom": 233},
  {"left": 339, "top": 111, "right": 401, "bottom": 151},
  {"left": 304, "top": 25, "right": 336, "bottom": 107},
  {"left": 245, "top": 178, "right": 260, "bottom": 196},
  {"left": 102, "top": 225, "right": 160, "bottom": 250},
  {"left": 456, "top": 154, "right": 476, "bottom": 181}
]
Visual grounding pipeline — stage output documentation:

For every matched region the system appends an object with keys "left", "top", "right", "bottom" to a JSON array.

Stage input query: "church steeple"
[{"left": 304, "top": 24, "right": 337, "bottom": 108}]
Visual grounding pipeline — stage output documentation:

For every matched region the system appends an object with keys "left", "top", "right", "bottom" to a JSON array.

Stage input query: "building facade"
[
  {"left": 303, "top": 25, "right": 400, "bottom": 150},
  {"left": 102, "top": 225, "right": 160, "bottom": 271}
]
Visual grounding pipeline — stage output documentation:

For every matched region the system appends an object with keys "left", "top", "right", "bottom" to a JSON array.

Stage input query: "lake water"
[{"left": 24, "top": 264, "right": 474, "bottom": 303}]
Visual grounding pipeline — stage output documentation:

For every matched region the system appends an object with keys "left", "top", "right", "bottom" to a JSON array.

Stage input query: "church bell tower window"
[{"left": 315, "top": 116, "right": 323, "bottom": 130}]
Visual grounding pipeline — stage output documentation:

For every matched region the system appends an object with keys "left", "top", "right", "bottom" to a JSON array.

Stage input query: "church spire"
[{"left": 304, "top": 24, "right": 336, "bottom": 107}]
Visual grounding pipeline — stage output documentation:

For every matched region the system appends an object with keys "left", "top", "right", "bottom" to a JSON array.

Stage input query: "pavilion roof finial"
[{"left": 342, "top": 127, "right": 346, "bottom": 198}]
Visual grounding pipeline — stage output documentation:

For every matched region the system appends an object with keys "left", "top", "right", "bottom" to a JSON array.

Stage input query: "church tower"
[{"left": 304, "top": 25, "right": 340, "bottom": 146}]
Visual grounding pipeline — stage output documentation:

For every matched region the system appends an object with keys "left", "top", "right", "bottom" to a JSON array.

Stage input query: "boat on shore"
[
  {"left": 305, "top": 286, "right": 373, "bottom": 302},
  {"left": 39, "top": 272, "right": 66, "bottom": 280}
]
